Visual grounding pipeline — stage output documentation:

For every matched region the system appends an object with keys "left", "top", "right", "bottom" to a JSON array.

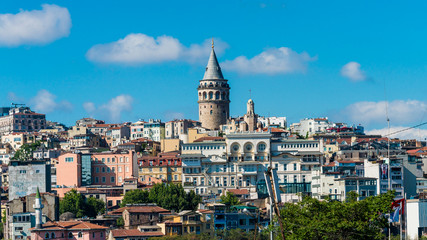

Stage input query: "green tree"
[
  {"left": 121, "top": 183, "right": 201, "bottom": 212},
  {"left": 220, "top": 192, "right": 240, "bottom": 206},
  {"left": 277, "top": 191, "right": 396, "bottom": 240},
  {"left": 121, "top": 189, "right": 150, "bottom": 207},
  {"left": 116, "top": 217, "right": 124, "bottom": 227},
  {"left": 85, "top": 197, "right": 106, "bottom": 218},
  {"left": 11, "top": 141, "right": 41, "bottom": 161},
  {"left": 59, "top": 189, "right": 86, "bottom": 218},
  {"left": 59, "top": 189, "right": 106, "bottom": 218}
]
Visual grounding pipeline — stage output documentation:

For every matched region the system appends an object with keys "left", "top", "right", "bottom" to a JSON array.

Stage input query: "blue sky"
[{"left": 1, "top": 0, "right": 427, "bottom": 139}]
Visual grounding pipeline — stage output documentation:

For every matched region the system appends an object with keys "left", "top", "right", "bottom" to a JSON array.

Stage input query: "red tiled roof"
[
  {"left": 408, "top": 147, "right": 427, "bottom": 156},
  {"left": 111, "top": 229, "right": 163, "bottom": 237},
  {"left": 138, "top": 156, "right": 181, "bottom": 167},
  {"left": 227, "top": 189, "right": 249, "bottom": 195},
  {"left": 131, "top": 138, "right": 154, "bottom": 143},
  {"left": 193, "top": 136, "right": 224, "bottom": 142},
  {"left": 111, "top": 206, "right": 170, "bottom": 214},
  {"left": 32, "top": 221, "right": 107, "bottom": 231},
  {"left": 198, "top": 209, "right": 214, "bottom": 214},
  {"left": 87, "top": 124, "right": 115, "bottom": 128},
  {"left": 323, "top": 162, "right": 336, "bottom": 167}
]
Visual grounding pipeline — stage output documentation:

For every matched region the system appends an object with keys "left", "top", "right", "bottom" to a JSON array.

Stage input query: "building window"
[
  {"left": 102, "top": 177, "right": 106, "bottom": 183},
  {"left": 126, "top": 166, "right": 129, "bottom": 172},
  {"left": 293, "top": 163, "right": 297, "bottom": 171},
  {"left": 118, "top": 167, "right": 122, "bottom": 172},
  {"left": 68, "top": 233, "right": 73, "bottom": 239},
  {"left": 118, "top": 176, "right": 122, "bottom": 182},
  {"left": 78, "top": 232, "right": 83, "bottom": 238},
  {"left": 65, "top": 157, "right": 74, "bottom": 162},
  {"left": 111, "top": 177, "right": 115, "bottom": 183},
  {"left": 95, "top": 177, "right": 99, "bottom": 183}
]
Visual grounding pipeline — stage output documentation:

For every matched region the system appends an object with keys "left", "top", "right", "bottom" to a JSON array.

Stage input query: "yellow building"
[
  {"left": 157, "top": 210, "right": 214, "bottom": 236},
  {"left": 187, "top": 128, "right": 209, "bottom": 143},
  {"left": 160, "top": 139, "right": 181, "bottom": 152},
  {"left": 138, "top": 152, "right": 182, "bottom": 184}
]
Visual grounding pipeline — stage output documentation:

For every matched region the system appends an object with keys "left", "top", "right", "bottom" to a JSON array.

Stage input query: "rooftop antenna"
[
  {"left": 384, "top": 80, "right": 391, "bottom": 194},
  {"left": 212, "top": 37, "right": 214, "bottom": 49}
]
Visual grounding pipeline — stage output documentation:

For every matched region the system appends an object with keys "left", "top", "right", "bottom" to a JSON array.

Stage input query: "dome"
[{"left": 60, "top": 212, "right": 76, "bottom": 221}]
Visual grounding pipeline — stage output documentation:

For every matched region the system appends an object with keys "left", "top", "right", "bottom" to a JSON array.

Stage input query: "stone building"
[
  {"left": 5, "top": 192, "right": 59, "bottom": 240},
  {"left": 8, "top": 160, "right": 51, "bottom": 201},
  {"left": 198, "top": 44, "right": 230, "bottom": 130},
  {"left": 109, "top": 205, "right": 170, "bottom": 229}
]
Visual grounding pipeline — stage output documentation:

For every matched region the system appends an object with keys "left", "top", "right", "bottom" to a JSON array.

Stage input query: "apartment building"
[
  {"left": 91, "top": 150, "right": 138, "bottom": 186},
  {"left": 138, "top": 152, "right": 182, "bottom": 184},
  {"left": 0, "top": 107, "right": 46, "bottom": 136}
]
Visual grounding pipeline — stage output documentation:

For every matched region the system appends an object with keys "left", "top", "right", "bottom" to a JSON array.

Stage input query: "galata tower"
[{"left": 198, "top": 42, "right": 230, "bottom": 130}]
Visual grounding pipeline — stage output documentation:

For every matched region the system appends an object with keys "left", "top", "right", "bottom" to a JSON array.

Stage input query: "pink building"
[
  {"left": 57, "top": 153, "right": 82, "bottom": 187},
  {"left": 30, "top": 221, "right": 108, "bottom": 240},
  {"left": 91, "top": 150, "right": 138, "bottom": 186}
]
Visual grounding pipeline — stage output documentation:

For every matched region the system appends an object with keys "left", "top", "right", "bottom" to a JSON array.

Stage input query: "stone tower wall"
[{"left": 198, "top": 80, "right": 230, "bottom": 130}]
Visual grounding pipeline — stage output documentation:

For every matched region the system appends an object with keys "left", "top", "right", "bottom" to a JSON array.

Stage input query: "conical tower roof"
[{"left": 203, "top": 47, "right": 224, "bottom": 80}]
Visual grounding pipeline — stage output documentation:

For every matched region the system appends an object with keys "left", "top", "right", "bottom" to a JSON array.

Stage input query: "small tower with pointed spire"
[
  {"left": 197, "top": 40, "right": 230, "bottom": 130},
  {"left": 33, "top": 187, "right": 44, "bottom": 229}
]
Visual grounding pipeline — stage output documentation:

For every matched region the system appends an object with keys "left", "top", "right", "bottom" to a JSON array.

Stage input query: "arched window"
[
  {"left": 78, "top": 232, "right": 82, "bottom": 238},
  {"left": 215, "top": 92, "right": 220, "bottom": 100},
  {"left": 221, "top": 92, "right": 225, "bottom": 100},
  {"left": 68, "top": 232, "right": 73, "bottom": 239},
  {"left": 209, "top": 92, "right": 213, "bottom": 99},
  {"left": 198, "top": 92, "right": 201, "bottom": 100},
  {"left": 45, "top": 233, "right": 50, "bottom": 239},
  {"left": 203, "top": 92, "right": 207, "bottom": 100},
  {"left": 51, "top": 233, "right": 56, "bottom": 239}
]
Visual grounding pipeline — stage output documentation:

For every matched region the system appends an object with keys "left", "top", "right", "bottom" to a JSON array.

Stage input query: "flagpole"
[
  {"left": 400, "top": 201, "right": 403, "bottom": 240},
  {"left": 404, "top": 193, "right": 407, "bottom": 240}
]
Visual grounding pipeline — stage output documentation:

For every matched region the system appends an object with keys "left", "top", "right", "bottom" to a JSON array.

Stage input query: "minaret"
[
  {"left": 33, "top": 187, "right": 44, "bottom": 229},
  {"left": 197, "top": 40, "right": 230, "bottom": 130}
]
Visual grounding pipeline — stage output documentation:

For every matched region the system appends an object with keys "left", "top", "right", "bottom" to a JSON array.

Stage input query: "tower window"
[
  {"left": 210, "top": 105, "right": 212, "bottom": 108},
  {"left": 210, "top": 110, "right": 213, "bottom": 115},
  {"left": 209, "top": 92, "right": 213, "bottom": 99}
]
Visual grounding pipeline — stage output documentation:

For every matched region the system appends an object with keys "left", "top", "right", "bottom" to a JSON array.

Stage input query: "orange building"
[
  {"left": 91, "top": 150, "right": 138, "bottom": 186},
  {"left": 56, "top": 153, "right": 82, "bottom": 187}
]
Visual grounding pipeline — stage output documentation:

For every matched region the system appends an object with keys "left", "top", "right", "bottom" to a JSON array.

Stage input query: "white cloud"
[
  {"left": 30, "top": 90, "right": 72, "bottom": 113},
  {"left": 86, "top": 34, "right": 228, "bottom": 65},
  {"left": 222, "top": 47, "right": 316, "bottom": 75},
  {"left": 339, "top": 100, "right": 427, "bottom": 125},
  {"left": 367, "top": 126, "right": 427, "bottom": 140},
  {"left": 0, "top": 4, "right": 71, "bottom": 47},
  {"left": 83, "top": 102, "right": 96, "bottom": 114},
  {"left": 84, "top": 95, "right": 133, "bottom": 123},
  {"left": 340, "top": 61, "right": 366, "bottom": 81},
  {"left": 164, "top": 111, "right": 185, "bottom": 121}
]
